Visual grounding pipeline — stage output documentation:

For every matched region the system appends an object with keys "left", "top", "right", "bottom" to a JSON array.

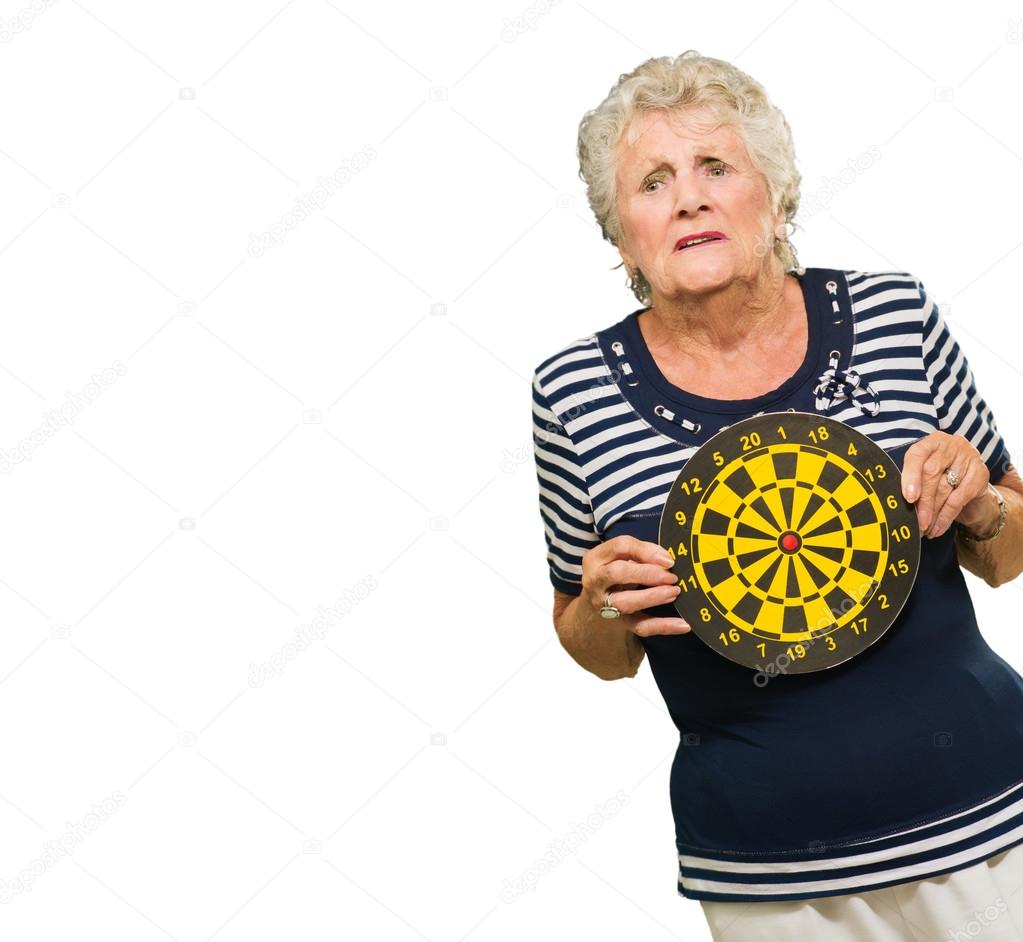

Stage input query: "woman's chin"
[{"left": 662, "top": 268, "right": 735, "bottom": 296}]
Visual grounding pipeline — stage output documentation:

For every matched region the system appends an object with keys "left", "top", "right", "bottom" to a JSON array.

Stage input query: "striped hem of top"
[{"left": 677, "top": 776, "right": 1023, "bottom": 901}]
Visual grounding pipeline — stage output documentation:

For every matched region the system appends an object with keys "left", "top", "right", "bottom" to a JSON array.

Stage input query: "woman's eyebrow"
[{"left": 637, "top": 153, "right": 728, "bottom": 175}]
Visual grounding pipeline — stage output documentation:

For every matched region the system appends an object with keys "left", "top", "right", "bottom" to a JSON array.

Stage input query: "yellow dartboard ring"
[{"left": 658, "top": 412, "right": 920, "bottom": 674}]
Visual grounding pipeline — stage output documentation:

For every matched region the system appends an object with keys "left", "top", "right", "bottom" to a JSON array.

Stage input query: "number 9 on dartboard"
[{"left": 658, "top": 411, "right": 920, "bottom": 674}]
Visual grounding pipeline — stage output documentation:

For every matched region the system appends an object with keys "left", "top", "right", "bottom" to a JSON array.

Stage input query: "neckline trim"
[{"left": 618, "top": 269, "right": 825, "bottom": 415}]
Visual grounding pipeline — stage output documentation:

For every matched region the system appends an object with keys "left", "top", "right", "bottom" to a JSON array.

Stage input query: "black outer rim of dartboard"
[{"left": 657, "top": 411, "right": 921, "bottom": 675}]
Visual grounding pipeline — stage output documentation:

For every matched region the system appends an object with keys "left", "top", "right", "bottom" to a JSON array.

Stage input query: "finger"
[
  {"left": 902, "top": 434, "right": 947, "bottom": 503},
  {"left": 928, "top": 461, "right": 985, "bottom": 538},
  {"left": 600, "top": 535, "right": 674, "bottom": 567},
  {"left": 605, "top": 583, "right": 683, "bottom": 615},
  {"left": 914, "top": 439, "right": 958, "bottom": 532},
  {"left": 630, "top": 616, "right": 692, "bottom": 637},
  {"left": 603, "top": 558, "right": 680, "bottom": 588}
]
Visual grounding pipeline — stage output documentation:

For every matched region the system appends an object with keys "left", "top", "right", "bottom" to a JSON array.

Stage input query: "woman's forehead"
[{"left": 623, "top": 109, "right": 740, "bottom": 153}]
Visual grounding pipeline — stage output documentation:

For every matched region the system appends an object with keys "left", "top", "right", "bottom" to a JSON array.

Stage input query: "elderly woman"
[{"left": 531, "top": 52, "right": 1023, "bottom": 940}]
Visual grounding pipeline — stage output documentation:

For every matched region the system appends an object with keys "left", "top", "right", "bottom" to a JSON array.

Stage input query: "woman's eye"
[{"left": 643, "top": 163, "right": 727, "bottom": 190}]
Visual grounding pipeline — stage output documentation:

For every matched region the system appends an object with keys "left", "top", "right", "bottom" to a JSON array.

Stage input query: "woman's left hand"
[{"left": 901, "top": 431, "right": 996, "bottom": 539}]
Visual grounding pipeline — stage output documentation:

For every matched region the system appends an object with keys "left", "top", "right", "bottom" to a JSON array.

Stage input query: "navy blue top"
[{"left": 531, "top": 268, "right": 1023, "bottom": 900}]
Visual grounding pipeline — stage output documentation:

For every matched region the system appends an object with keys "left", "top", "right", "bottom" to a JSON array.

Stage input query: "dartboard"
[{"left": 658, "top": 412, "right": 920, "bottom": 674}]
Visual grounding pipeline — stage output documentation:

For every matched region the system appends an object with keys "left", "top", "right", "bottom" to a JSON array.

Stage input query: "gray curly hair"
[{"left": 576, "top": 50, "right": 802, "bottom": 306}]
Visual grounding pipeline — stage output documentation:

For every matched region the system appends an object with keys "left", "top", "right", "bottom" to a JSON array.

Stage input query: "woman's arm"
[
  {"left": 550, "top": 536, "right": 690, "bottom": 681},
  {"left": 553, "top": 588, "right": 646, "bottom": 681},
  {"left": 909, "top": 275, "right": 1021, "bottom": 587},
  {"left": 955, "top": 464, "right": 1023, "bottom": 587}
]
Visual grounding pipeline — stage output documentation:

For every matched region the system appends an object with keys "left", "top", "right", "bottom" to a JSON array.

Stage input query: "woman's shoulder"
[
  {"left": 814, "top": 267, "right": 931, "bottom": 334},
  {"left": 531, "top": 320, "right": 618, "bottom": 395},
  {"left": 832, "top": 266, "right": 925, "bottom": 301}
]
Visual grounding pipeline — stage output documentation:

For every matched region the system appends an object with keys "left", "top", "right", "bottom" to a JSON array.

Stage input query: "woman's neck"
[{"left": 643, "top": 266, "right": 791, "bottom": 359}]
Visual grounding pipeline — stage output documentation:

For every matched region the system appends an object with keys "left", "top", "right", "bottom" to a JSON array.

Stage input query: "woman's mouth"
[{"left": 674, "top": 232, "right": 727, "bottom": 252}]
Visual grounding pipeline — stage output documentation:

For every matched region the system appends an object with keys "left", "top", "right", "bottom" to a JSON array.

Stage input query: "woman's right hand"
[{"left": 581, "top": 536, "right": 692, "bottom": 636}]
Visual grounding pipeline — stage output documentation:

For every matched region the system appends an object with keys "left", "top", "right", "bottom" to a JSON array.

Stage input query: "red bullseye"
[{"left": 779, "top": 531, "right": 801, "bottom": 553}]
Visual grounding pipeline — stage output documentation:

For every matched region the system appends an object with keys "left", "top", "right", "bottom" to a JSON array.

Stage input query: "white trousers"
[{"left": 699, "top": 844, "right": 1023, "bottom": 941}]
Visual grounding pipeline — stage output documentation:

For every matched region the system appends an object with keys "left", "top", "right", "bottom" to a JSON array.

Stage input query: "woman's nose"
[{"left": 671, "top": 175, "right": 710, "bottom": 217}]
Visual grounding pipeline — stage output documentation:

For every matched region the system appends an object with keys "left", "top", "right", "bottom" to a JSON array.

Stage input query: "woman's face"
[{"left": 613, "top": 106, "right": 784, "bottom": 302}]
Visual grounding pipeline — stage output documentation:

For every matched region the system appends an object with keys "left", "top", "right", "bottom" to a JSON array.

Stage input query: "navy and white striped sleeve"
[
  {"left": 531, "top": 368, "right": 601, "bottom": 596},
  {"left": 917, "top": 276, "right": 1012, "bottom": 484}
]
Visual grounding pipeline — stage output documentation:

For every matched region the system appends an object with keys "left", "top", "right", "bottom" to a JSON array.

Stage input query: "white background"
[{"left": 1, "top": 0, "right": 1022, "bottom": 939}]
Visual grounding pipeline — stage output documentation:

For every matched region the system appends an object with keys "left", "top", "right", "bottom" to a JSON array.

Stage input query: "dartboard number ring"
[{"left": 658, "top": 411, "right": 920, "bottom": 674}]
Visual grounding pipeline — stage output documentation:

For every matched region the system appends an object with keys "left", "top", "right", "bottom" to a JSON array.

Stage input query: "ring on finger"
[
  {"left": 599, "top": 592, "right": 622, "bottom": 619},
  {"left": 929, "top": 467, "right": 966, "bottom": 535}
]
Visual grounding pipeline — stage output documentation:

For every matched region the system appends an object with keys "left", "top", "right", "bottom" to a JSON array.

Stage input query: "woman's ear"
[
  {"left": 772, "top": 205, "right": 785, "bottom": 237},
  {"left": 616, "top": 243, "right": 636, "bottom": 275}
]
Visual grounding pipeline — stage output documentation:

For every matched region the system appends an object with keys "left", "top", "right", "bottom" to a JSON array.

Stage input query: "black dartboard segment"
[{"left": 658, "top": 412, "right": 920, "bottom": 674}]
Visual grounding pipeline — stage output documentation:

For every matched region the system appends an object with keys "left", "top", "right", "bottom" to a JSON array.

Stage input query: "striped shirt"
[{"left": 531, "top": 267, "right": 1023, "bottom": 902}]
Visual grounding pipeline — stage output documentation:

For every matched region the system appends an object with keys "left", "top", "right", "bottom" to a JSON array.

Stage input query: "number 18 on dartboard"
[{"left": 658, "top": 411, "right": 920, "bottom": 674}]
